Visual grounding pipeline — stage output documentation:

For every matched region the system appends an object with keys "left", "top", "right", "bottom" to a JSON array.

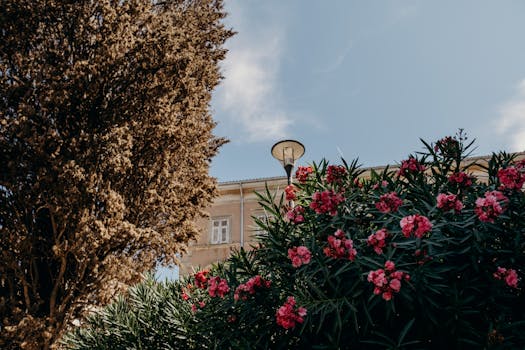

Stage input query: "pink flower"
[
  {"left": 398, "top": 157, "right": 426, "bottom": 177},
  {"left": 375, "top": 192, "right": 403, "bottom": 213},
  {"left": 234, "top": 275, "right": 272, "bottom": 301},
  {"left": 288, "top": 246, "right": 312, "bottom": 268},
  {"left": 367, "top": 269, "right": 387, "bottom": 287},
  {"left": 475, "top": 191, "right": 508, "bottom": 223},
  {"left": 400, "top": 214, "right": 433, "bottom": 238},
  {"left": 506, "top": 271, "right": 519, "bottom": 289},
  {"left": 326, "top": 165, "right": 347, "bottom": 184},
  {"left": 324, "top": 229, "right": 357, "bottom": 261},
  {"left": 389, "top": 278, "right": 401, "bottom": 292},
  {"left": 276, "top": 296, "right": 307, "bottom": 329},
  {"left": 493, "top": 267, "right": 519, "bottom": 289},
  {"left": 194, "top": 270, "right": 209, "bottom": 289},
  {"left": 295, "top": 166, "right": 313, "bottom": 183},
  {"left": 297, "top": 307, "right": 307, "bottom": 317},
  {"left": 285, "top": 184, "right": 297, "bottom": 201},
  {"left": 310, "top": 190, "right": 345, "bottom": 216},
  {"left": 384, "top": 260, "right": 395, "bottom": 271},
  {"left": 436, "top": 193, "right": 464, "bottom": 213},
  {"left": 494, "top": 266, "right": 507, "bottom": 277},
  {"left": 498, "top": 167, "right": 525, "bottom": 190},
  {"left": 368, "top": 261, "right": 410, "bottom": 301},
  {"left": 367, "top": 228, "right": 389, "bottom": 255},
  {"left": 191, "top": 301, "right": 206, "bottom": 313},
  {"left": 208, "top": 276, "right": 230, "bottom": 298},
  {"left": 182, "top": 292, "right": 190, "bottom": 301},
  {"left": 286, "top": 205, "right": 305, "bottom": 224},
  {"left": 448, "top": 171, "right": 473, "bottom": 187}
]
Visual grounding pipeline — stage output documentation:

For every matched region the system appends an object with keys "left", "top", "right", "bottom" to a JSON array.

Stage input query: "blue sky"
[{"left": 209, "top": 0, "right": 525, "bottom": 182}]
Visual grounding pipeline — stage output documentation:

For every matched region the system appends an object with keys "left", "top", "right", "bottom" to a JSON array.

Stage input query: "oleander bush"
[{"left": 64, "top": 133, "right": 525, "bottom": 349}]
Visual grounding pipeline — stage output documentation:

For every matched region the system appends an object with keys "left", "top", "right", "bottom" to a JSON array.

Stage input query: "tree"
[
  {"left": 64, "top": 133, "right": 525, "bottom": 349},
  {"left": 0, "top": 0, "right": 233, "bottom": 348}
]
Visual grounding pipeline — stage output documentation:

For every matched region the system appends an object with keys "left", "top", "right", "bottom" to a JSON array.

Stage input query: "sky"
[{"left": 209, "top": 0, "right": 525, "bottom": 183}]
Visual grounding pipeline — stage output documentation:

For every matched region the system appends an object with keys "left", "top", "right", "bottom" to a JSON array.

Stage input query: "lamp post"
[{"left": 271, "top": 139, "right": 305, "bottom": 185}]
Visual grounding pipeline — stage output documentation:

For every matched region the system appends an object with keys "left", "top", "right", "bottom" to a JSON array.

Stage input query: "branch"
[{"left": 49, "top": 255, "right": 67, "bottom": 322}]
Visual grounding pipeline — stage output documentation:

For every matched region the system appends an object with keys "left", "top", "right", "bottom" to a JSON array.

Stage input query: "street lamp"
[{"left": 271, "top": 139, "right": 305, "bottom": 185}]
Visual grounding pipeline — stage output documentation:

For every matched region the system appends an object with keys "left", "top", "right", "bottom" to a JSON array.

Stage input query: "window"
[
  {"left": 253, "top": 212, "right": 272, "bottom": 236},
  {"left": 210, "top": 217, "right": 230, "bottom": 244}
]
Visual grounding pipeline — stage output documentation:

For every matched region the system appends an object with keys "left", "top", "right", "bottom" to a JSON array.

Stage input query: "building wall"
[{"left": 179, "top": 177, "right": 288, "bottom": 275}]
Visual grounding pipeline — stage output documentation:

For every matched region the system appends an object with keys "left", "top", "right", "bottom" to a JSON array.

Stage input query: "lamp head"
[{"left": 271, "top": 140, "right": 305, "bottom": 168}]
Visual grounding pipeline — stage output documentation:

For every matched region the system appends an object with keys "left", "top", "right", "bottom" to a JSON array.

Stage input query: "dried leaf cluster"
[{"left": 0, "top": 0, "right": 232, "bottom": 348}]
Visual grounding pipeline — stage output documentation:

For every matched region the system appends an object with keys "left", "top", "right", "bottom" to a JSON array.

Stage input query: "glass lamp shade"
[{"left": 271, "top": 140, "right": 305, "bottom": 167}]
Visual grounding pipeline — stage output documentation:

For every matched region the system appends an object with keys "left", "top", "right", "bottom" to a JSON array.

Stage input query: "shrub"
[{"left": 65, "top": 133, "right": 525, "bottom": 349}]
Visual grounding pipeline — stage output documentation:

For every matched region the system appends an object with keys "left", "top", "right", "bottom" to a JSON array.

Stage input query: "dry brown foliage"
[{"left": 0, "top": 0, "right": 233, "bottom": 348}]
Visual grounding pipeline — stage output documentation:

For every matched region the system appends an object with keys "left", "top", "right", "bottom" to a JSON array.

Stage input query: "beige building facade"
[{"left": 179, "top": 176, "right": 288, "bottom": 275}]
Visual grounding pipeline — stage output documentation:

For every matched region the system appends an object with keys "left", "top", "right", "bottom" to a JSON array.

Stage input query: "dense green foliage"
[{"left": 65, "top": 134, "right": 525, "bottom": 349}]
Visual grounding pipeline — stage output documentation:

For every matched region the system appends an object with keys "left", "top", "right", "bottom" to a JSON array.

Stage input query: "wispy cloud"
[
  {"left": 496, "top": 79, "right": 525, "bottom": 152},
  {"left": 214, "top": 3, "right": 292, "bottom": 143}
]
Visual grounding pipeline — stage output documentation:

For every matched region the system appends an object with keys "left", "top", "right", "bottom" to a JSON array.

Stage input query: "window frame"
[
  {"left": 252, "top": 212, "right": 272, "bottom": 236},
  {"left": 210, "top": 216, "right": 231, "bottom": 244}
]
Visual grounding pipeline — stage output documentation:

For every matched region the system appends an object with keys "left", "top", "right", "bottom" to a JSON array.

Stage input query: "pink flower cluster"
[
  {"left": 276, "top": 296, "right": 307, "bottom": 329},
  {"left": 367, "top": 228, "right": 389, "bottom": 255},
  {"left": 398, "top": 157, "right": 426, "bottom": 177},
  {"left": 375, "top": 192, "right": 403, "bottom": 213},
  {"left": 367, "top": 261, "right": 410, "bottom": 301},
  {"left": 310, "top": 190, "right": 345, "bottom": 216},
  {"left": 326, "top": 165, "right": 347, "bottom": 184},
  {"left": 194, "top": 270, "right": 209, "bottom": 289},
  {"left": 323, "top": 229, "right": 357, "bottom": 261},
  {"left": 498, "top": 166, "right": 525, "bottom": 190},
  {"left": 295, "top": 166, "right": 313, "bottom": 183},
  {"left": 434, "top": 136, "right": 460, "bottom": 157},
  {"left": 448, "top": 171, "right": 473, "bottom": 187},
  {"left": 208, "top": 276, "right": 230, "bottom": 298},
  {"left": 493, "top": 267, "right": 519, "bottom": 289},
  {"left": 516, "top": 159, "right": 525, "bottom": 170},
  {"left": 234, "top": 275, "right": 272, "bottom": 301},
  {"left": 436, "top": 193, "right": 464, "bottom": 213},
  {"left": 288, "top": 246, "right": 312, "bottom": 268},
  {"left": 286, "top": 205, "right": 305, "bottom": 224},
  {"left": 400, "top": 214, "right": 433, "bottom": 238},
  {"left": 191, "top": 301, "right": 206, "bottom": 313},
  {"left": 285, "top": 184, "right": 297, "bottom": 201},
  {"left": 475, "top": 191, "right": 508, "bottom": 223}
]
